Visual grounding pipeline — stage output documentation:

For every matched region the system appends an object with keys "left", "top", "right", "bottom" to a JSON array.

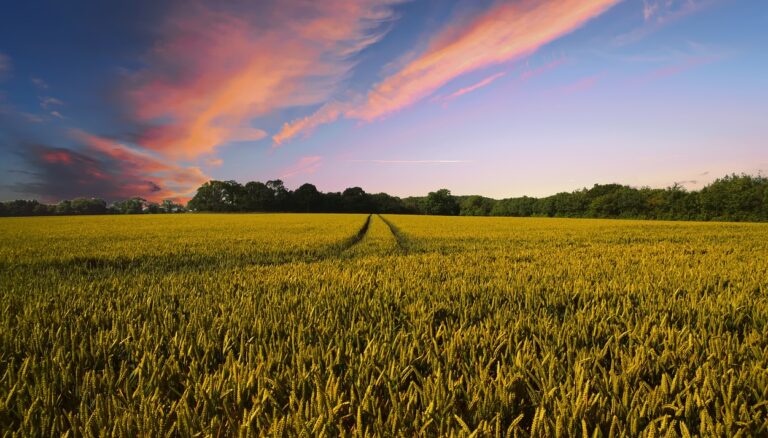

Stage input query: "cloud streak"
[
  {"left": 280, "top": 156, "right": 323, "bottom": 179},
  {"left": 345, "top": 159, "right": 470, "bottom": 164},
  {"left": 275, "top": 0, "right": 620, "bottom": 144},
  {"left": 438, "top": 72, "right": 507, "bottom": 102},
  {"left": 126, "top": 0, "right": 403, "bottom": 159}
]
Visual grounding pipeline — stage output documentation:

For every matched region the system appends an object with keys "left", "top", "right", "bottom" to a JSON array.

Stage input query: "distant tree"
[
  {"left": 266, "top": 180, "right": 289, "bottom": 211},
  {"left": 112, "top": 197, "right": 146, "bottom": 214},
  {"left": 243, "top": 181, "right": 274, "bottom": 211},
  {"left": 342, "top": 187, "right": 371, "bottom": 213},
  {"left": 490, "top": 196, "right": 535, "bottom": 217},
  {"left": 160, "top": 199, "right": 185, "bottom": 213},
  {"left": 459, "top": 195, "right": 494, "bottom": 216},
  {"left": 370, "top": 192, "right": 406, "bottom": 214},
  {"left": 56, "top": 200, "right": 73, "bottom": 215},
  {"left": 424, "top": 189, "right": 459, "bottom": 216},
  {"left": 188, "top": 180, "right": 244, "bottom": 212},
  {"left": 292, "top": 183, "right": 323, "bottom": 212},
  {"left": 69, "top": 198, "right": 107, "bottom": 215},
  {"left": 322, "top": 192, "right": 344, "bottom": 212},
  {"left": 699, "top": 174, "right": 768, "bottom": 221}
]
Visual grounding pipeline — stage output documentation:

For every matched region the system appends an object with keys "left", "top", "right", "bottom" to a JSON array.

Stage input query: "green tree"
[
  {"left": 425, "top": 189, "right": 459, "bottom": 216},
  {"left": 292, "top": 183, "right": 323, "bottom": 212}
]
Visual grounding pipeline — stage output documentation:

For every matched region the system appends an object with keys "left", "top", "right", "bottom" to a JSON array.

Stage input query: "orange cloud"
[
  {"left": 206, "top": 157, "right": 224, "bottom": 167},
  {"left": 275, "top": 0, "right": 619, "bottom": 144},
  {"left": 273, "top": 101, "right": 348, "bottom": 146},
  {"left": 351, "top": 0, "right": 619, "bottom": 121},
  {"left": 127, "top": 1, "right": 402, "bottom": 159},
  {"left": 71, "top": 129, "right": 209, "bottom": 202}
]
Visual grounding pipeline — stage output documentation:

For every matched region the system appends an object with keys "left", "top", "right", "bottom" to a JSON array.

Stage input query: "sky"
[{"left": 0, "top": 0, "right": 766, "bottom": 202}]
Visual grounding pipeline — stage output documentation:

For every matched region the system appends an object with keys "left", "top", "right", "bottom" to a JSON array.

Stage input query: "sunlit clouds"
[
  {"left": 127, "top": 0, "right": 403, "bottom": 159},
  {"left": 1, "top": 0, "right": 764, "bottom": 202},
  {"left": 275, "top": 0, "right": 620, "bottom": 144}
]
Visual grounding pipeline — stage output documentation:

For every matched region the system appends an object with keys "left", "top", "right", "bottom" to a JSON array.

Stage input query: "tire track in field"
[
  {"left": 377, "top": 214, "right": 411, "bottom": 254},
  {"left": 337, "top": 214, "right": 372, "bottom": 252}
]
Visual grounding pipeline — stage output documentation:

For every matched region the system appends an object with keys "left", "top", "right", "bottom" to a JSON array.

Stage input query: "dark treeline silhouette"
[
  {"left": 187, "top": 180, "right": 411, "bottom": 214},
  {"left": 2, "top": 173, "right": 767, "bottom": 221},
  {"left": 185, "top": 174, "right": 768, "bottom": 222},
  {"left": 0, "top": 197, "right": 185, "bottom": 217}
]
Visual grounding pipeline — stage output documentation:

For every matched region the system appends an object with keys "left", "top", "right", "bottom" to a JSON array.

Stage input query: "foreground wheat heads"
[{"left": 0, "top": 213, "right": 766, "bottom": 436}]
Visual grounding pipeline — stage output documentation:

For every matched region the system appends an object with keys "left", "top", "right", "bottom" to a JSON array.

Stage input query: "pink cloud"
[
  {"left": 70, "top": 129, "right": 210, "bottom": 202},
  {"left": 275, "top": 0, "right": 619, "bottom": 144},
  {"left": 349, "top": 0, "right": 620, "bottom": 121},
  {"left": 438, "top": 72, "right": 507, "bottom": 103},
  {"left": 280, "top": 156, "right": 323, "bottom": 179},
  {"left": 41, "top": 150, "right": 73, "bottom": 165},
  {"left": 273, "top": 101, "right": 348, "bottom": 146},
  {"left": 126, "top": 1, "right": 402, "bottom": 159},
  {"left": 519, "top": 57, "right": 568, "bottom": 81}
]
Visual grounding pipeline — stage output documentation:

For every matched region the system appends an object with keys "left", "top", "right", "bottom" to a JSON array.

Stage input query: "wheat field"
[{"left": 1, "top": 214, "right": 767, "bottom": 436}]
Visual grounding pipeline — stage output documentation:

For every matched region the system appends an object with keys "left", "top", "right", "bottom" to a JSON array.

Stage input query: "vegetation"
[
  {"left": 1, "top": 213, "right": 767, "bottom": 436},
  {"left": 3, "top": 173, "right": 767, "bottom": 222},
  {"left": 187, "top": 173, "right": 768, "bottom": 221},
  {"left": 0, "top": 197, "right": 185, "bottom": 217}
]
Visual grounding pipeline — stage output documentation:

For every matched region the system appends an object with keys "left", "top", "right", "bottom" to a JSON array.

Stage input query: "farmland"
[{"left": 1, "top": 214, "right": 767, "bottom": 436}]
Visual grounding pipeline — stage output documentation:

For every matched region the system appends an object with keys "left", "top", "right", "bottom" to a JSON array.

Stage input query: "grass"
[{"left": 1, "top": 214, "right": 766, "bottom": 436}]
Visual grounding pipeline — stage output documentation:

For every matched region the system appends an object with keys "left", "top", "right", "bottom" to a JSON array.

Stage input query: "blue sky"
[{"left": 0, "top": 0, "right": 766, "bottom": 202}]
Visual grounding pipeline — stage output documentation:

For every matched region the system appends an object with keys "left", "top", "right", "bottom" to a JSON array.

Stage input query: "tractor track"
[{"left": 377, "top": 214, "right": 410, "bottom": 254}]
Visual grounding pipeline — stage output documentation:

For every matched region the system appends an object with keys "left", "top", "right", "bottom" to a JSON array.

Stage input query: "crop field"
[{"left": 1, "top": 214, "right": 767, "bottom": 437}]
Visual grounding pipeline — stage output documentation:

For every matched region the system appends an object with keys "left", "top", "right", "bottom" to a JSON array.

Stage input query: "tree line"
[
  {"left": 0, "top": 197, "right": 185, "bottom": 217},
  {"left": 185, "top": 174, "right": 768, "bottom": 221},
  {"left": 2, "top": 173, "right": 767, "bottom": 221}
]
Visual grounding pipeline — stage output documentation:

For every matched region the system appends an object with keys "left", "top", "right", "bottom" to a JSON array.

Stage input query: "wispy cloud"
[
  {"left": 617, "top": 0, "right": 719, "bottom": 45},
  {"left": 126, "top": 0, "right": 403, "bottom": 159},
  {"left": 559, "top": 73, "right": 603, "bottom": 94},
  {"left": 643, "top": 0, "right": 712, "bottom": 23},
  {"left": 519, "top": 57, "right": 568, "bottom": 81},
  {"left": 280, "top": 156, "right": 323, "bottom": 179},
  {"left": 345, "top": 159, "right": 470, "bottom": 164},
  {"left": 633, "top": 54, "right": 720, "bottom": 85},
  {"left": 437, "top": 72, "right": 507, "bottom": 103},
  {"left": 20, "top": 112, "right": 45, "bottom": 123},
  {"left": 31, "top": 77, "right": 48, "bottom": 90},
  {"left": 273, "top": 101, "right": 349, "bottom": 146},
  {"left": 274, "top": 0, "right": 620, "bottom": 144},
  {"left": 40, "top": 96, "right": 63, "bottom": 111}
]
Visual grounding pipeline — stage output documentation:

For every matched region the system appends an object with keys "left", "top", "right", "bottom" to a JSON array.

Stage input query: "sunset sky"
[{"left": 0, "top": 0, "right": 766, "bottom": 202}]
